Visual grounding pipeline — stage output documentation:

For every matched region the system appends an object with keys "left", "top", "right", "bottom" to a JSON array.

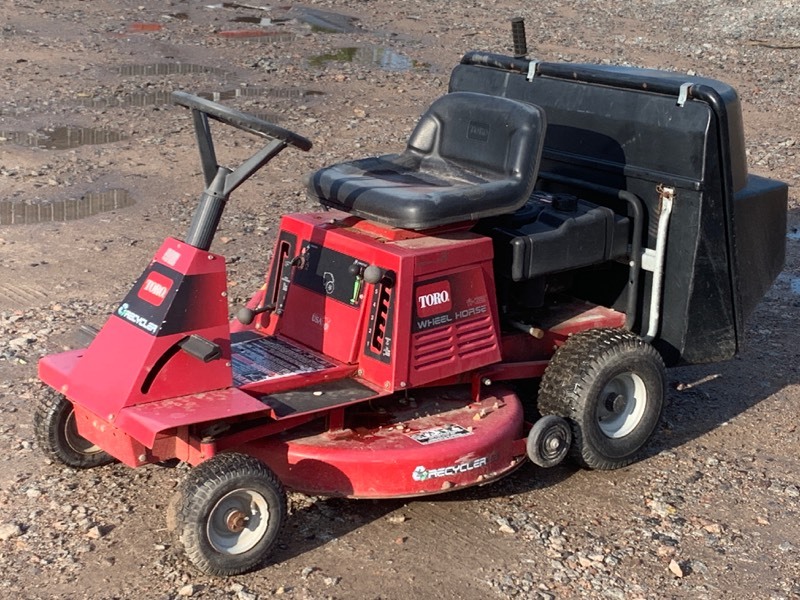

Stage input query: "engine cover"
[{"left": 490, "top": 191, "right": 630, "bottom": 281}]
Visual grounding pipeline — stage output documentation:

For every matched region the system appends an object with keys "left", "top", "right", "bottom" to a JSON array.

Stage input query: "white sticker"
[
  {"left": 162, "top": 247, "right": 181, "bottom": 267},
  {"left": 408, "top": 424, "right": 472, "bottom": 445}
]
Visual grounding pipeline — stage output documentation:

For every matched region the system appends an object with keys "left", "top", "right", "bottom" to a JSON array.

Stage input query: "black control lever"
[
  {"left": 237, "top": 304, "right": 275, "bottom": 325},
  {"left": 178, "top": 334, "right": 222, "bottom": 362},
  {"left": 237, "top": 252, "right": 304, "bottom": 325},
  {"left": 287, "top": 255, "right": 304, "bottom": 268},
  {"left": 363, "top": 265, "right": 395, "bottom": 288},
  {"left": 348, "top": 262, "right": 365, "bottom": 277}
]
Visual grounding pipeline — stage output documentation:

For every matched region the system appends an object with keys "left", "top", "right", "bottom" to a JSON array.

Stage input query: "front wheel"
[
  {"left": 173, "top": 453, "right": 286, "bottom": 576},
  {"left": 33, "top": 390, "right": 114, "bottom": 468},
  {"left": 537, "top": 328, "right": 665, "bottom": 470}
]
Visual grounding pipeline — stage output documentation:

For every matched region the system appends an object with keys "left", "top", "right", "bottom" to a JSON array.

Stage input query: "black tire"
[
  {"left": 527, "top": 415, "right": 572, "bottom": 468},
  {"left": 537, "top": 328, "right": 665, "bottom": 470},
  {"left": 174, "top": 453, "right": 286, "bottom": 576},
  {"left": 33, "top": 390, "right": 114, "bottom": 468}
]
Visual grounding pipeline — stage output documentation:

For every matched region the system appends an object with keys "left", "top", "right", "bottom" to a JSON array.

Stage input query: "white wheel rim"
[
  {"left": 207, "top": 489, "right": 270, "bottom": 555},
  {"left": 597, "top": 372, "right": 647, "bottom": 438},
  {"left": 64, "top": 410, "right": 103, "bottom": 455}
]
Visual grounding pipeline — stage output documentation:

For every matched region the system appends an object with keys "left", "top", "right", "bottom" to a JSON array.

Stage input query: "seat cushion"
[{"left": 308, "top": 92, "right": 547, "bottom": 230}]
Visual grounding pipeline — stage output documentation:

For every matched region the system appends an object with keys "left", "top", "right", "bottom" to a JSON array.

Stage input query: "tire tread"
[
  {"left": 538, "top": 328, "right": 665, "bottom": 470},
  {"left": 33, "top": 389, "right": 114, "bottom": 468},
  {"left": 174, "top": 452, "right": 286, "bottom": 576}
]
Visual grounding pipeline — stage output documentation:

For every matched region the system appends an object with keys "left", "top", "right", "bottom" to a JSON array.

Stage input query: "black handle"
[
  {"left": 179, "top": 334, "right": 222, "bottom": 362},
  {"left": 236, "top": 304, "right": 274, "bottom": 325},
  {"left": 172, "top": 91, "right": 312, "bottom": 151}
]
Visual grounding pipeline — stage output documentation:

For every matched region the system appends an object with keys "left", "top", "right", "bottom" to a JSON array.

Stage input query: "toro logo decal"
[
  {"left": 416, "top": 280, "right": 452, "bottom": 318},
  {"left": 137, "top": 271, "right": 173, "bottom": 306},
  {"left": 467, "top": 121, "right": 490, "bottom": 142}
]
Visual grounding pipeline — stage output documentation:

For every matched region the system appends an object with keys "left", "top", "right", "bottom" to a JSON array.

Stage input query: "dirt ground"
[{"left": 0, "top": 0, "right": 798, "bottom": 599}]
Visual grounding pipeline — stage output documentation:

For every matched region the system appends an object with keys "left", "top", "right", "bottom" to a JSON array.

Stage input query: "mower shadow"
[
  {"left": 272, "top": 495, "right": 406, "bottom": 563},
  {"left": 271, "top": 359, "right": 788, "bottom": 565},
  {"left": 271, "top": 358, "right": 795, "bottom": 564},
  {"left": 397, "top": 354, "right": 795, "bottom": 510},
  {"left": 641, "top": 264, "right": 800, "bottom": 462},
  {"left": 271, "top": 461, "right": 574, "bottom": 564},
  {"left": 642, "top": 198, "right": 800, "bottom": 457}
]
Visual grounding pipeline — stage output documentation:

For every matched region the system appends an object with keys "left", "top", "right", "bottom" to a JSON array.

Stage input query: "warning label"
[
  {"left": 407, "top": 424, "right": 473, "bottom": 445},
  {"left": 232, "top": 336, "right": 334, "bottom": 386}
]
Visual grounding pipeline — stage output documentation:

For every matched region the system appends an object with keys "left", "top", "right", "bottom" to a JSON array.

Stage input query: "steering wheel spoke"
[{"left": 172, "top": 91, "right": 312, "bottom": 151}]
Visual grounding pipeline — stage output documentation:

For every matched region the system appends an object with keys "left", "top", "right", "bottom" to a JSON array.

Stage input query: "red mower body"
[
  {"left": 238, "top": 212, "right": 503, "bottom": 391},
  {"left": 38, "top": 207, "right": 623, "bottom": 490}
]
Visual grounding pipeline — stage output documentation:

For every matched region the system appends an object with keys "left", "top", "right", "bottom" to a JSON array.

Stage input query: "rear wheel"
[
  {"left": 33, "top": 390, "right": 114, "bottom": 468},
  {"left": 173, "top": 453, "right": 286, "bottom": 576},
  {"left": 537, "top": 328, "right": 665, "bottom": 470}
]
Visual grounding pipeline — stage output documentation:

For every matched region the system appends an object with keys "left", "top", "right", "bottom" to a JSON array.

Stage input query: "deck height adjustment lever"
[
  {"left": 287, "top": 254, "right": 305, "bottom": 268},
  {"left": 236, "top": 249, "right": 303, "bottom": 325},
  {"left": 363, "top": 265, "right": 395, "bottom": 288}
]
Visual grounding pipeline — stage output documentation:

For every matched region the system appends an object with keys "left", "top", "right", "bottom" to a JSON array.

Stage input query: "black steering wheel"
[{"left": 171, "top": 91, "right": 312, "bottom": 152}]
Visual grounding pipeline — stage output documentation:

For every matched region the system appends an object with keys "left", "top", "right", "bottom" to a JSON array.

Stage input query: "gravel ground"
[{"left": 0, "top": 0, "right": 799, "bottom": 598}]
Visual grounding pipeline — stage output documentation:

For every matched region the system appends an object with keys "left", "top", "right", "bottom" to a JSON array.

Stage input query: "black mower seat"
[{"left": 308, "top": 92, "right": 547, "bottom": 230}]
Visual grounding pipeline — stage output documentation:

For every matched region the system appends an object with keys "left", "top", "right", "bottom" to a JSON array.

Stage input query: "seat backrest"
[{"left": 406, "top": 91, "right": 546, "bottom": 181}]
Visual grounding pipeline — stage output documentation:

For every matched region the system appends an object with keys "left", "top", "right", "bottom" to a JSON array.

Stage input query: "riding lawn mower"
[{"left": 34, "top": 19, "right": 787, "bottom": 575}]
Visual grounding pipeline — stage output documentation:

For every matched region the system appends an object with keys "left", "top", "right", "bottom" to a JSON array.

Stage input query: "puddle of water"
[
  {"left": 79, "top": 91, "right": 176, "bottom": 109},
  {"left": 309, "top": 46, "right": 413, "bottom": 71},
  {"left": 0, "top": 189, "right": 134, "bottom": 226},
  {"left": 249, "top": 111, "right": 285, "bottom": 123},
  {"left": 290, "top": 7, "right": 359, "bottom": 33},
  {"left": 309, "top": 47, "right": 358, "bottom": 66},
  {"left": 78, "top": 86, "right": 323, "bottom": 109},
  {"left": 230, "top": 16, "right": 272, "bottom": 25},
  {"left": 207, "top": 3, "right": 355, "bottom": 33},
  {"left": 197, "top": 87, "right": 323, "bottom": 101},
  {"left": 787, "top": 228, "right": 800, "bottom": 241},
  {"left": 791, "top": 278, "right": 800, "bottom": 295},
  {"left": 114, "top": 63, "right": 230, "bottom": 77},
  {"left": 210, "top": 2, "right": 270, "bottom": 10},
  {"left": 0, "top": 127, "right": 127, "bottom": 150},
  {"left": 218, "top": 29, "right": 296, "bottom": 41}
]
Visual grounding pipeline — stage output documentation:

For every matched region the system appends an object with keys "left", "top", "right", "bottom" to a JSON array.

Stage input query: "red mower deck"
[{"left": 242, "top": 386, "right": 525, "bottom": 498}]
